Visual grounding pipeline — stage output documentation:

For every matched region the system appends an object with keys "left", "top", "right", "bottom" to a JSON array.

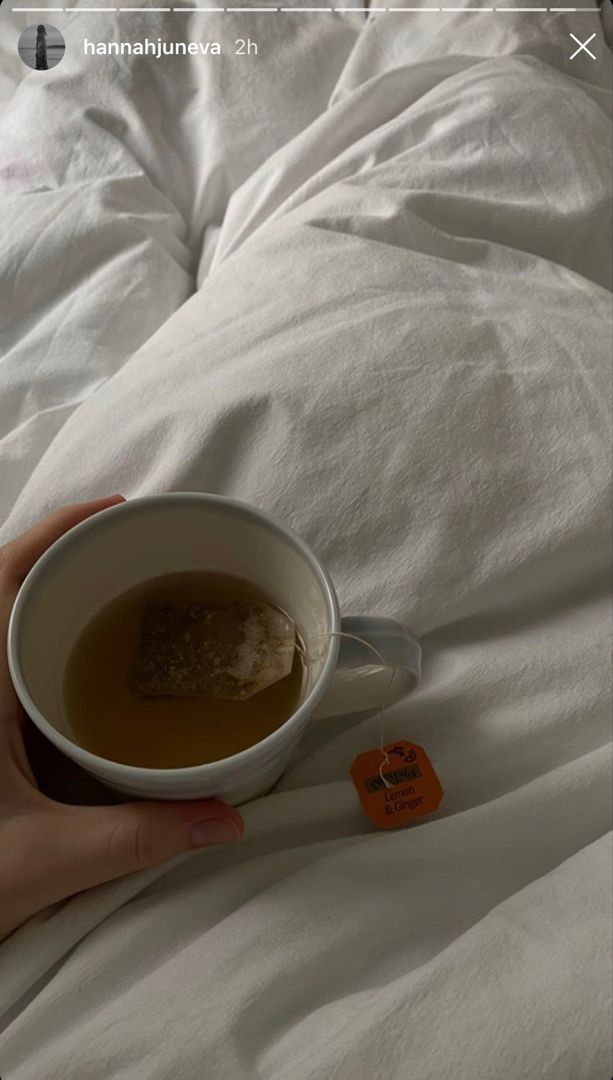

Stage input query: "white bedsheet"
[{"left": 0, "top": 5, "right": 612, "bottom": 1079}]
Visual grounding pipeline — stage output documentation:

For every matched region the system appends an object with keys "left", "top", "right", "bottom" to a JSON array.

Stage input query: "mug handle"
[{"left": 313, "top": 616, "right": 422, "bottom": 720}]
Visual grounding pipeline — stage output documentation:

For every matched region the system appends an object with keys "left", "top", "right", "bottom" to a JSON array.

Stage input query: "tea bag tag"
[{"left": 350, "top": 740, "right": 443, "bottom": 829}]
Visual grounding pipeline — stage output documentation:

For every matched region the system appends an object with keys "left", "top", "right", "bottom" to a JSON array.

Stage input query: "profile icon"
[{"left": 18, "top": 23, "right": 66, "bottom": 71}]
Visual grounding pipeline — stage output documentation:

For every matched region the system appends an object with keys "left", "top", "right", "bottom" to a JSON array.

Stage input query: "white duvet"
[{"left": 0, "top": 4, "right": 612, "bottom": 1078}]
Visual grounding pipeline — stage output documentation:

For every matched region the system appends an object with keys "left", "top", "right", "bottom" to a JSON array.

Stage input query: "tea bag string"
[{"left": 292, "top": 631, "right": 414, "bottom": 790}]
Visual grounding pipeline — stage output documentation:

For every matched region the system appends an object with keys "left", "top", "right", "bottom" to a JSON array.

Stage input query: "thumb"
[{"left": 47, "top": 798, "right": 244, "bottom": 896}]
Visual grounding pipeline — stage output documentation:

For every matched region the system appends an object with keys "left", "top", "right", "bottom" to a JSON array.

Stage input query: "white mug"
[{"left": 8, "top": 494, "right": 421, "bottom": 804}]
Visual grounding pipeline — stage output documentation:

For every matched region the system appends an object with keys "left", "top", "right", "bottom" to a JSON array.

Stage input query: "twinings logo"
[{"left": 364, "top": 764, "right": 423, "bottom": 793}]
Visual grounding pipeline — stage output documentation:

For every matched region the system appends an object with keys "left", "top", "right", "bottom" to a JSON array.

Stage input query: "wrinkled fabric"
[{"left": 0, "top": 4, "right": 612, "bottom": 1079}]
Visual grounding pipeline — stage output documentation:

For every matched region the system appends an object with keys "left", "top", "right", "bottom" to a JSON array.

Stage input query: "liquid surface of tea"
[{"left": 64, "top": 572, "right": 304, "bottom": 768}]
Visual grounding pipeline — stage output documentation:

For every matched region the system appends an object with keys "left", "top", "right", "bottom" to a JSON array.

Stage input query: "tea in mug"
[{"left": 64, "top": 572, "right": 304, "bottom": 768}]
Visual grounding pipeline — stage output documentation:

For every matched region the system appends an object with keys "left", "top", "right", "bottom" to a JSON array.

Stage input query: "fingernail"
[{"left": 189, "top": 818, "right": 243, "bottom": 848}]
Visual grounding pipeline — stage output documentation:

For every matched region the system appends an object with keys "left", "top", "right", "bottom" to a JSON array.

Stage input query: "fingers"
[
  {"left": 42, "top": 798, "right": 244, "bottom": 897},
  {"left": 1, "top": 798, "right": 244, "bottom": 940},
  {"left": 0, "top": 495, "right": 125, "bottom": 585}
]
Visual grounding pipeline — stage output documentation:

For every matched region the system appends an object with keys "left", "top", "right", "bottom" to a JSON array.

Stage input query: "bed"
[{"left": 0, "top": 4, "right": 612, "bottom": 1077}]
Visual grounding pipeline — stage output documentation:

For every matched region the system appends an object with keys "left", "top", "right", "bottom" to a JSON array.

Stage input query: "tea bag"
[{"left": 131, "top": 599, "right": 296, "bottom": 700}]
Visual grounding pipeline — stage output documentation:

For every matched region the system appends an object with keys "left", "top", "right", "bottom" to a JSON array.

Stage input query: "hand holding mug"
[{"left": 2, "top": 491, "right": 421, "bottom": 940}]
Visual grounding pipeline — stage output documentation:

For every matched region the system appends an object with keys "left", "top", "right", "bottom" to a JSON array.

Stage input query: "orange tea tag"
[{"left": 350, "top": 740, "right": 443, "bottom": 828}]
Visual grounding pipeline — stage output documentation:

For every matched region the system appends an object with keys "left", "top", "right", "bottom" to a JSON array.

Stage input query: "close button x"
[{"left": 569, "top": 32, "right": 597, "bottom": 60}]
